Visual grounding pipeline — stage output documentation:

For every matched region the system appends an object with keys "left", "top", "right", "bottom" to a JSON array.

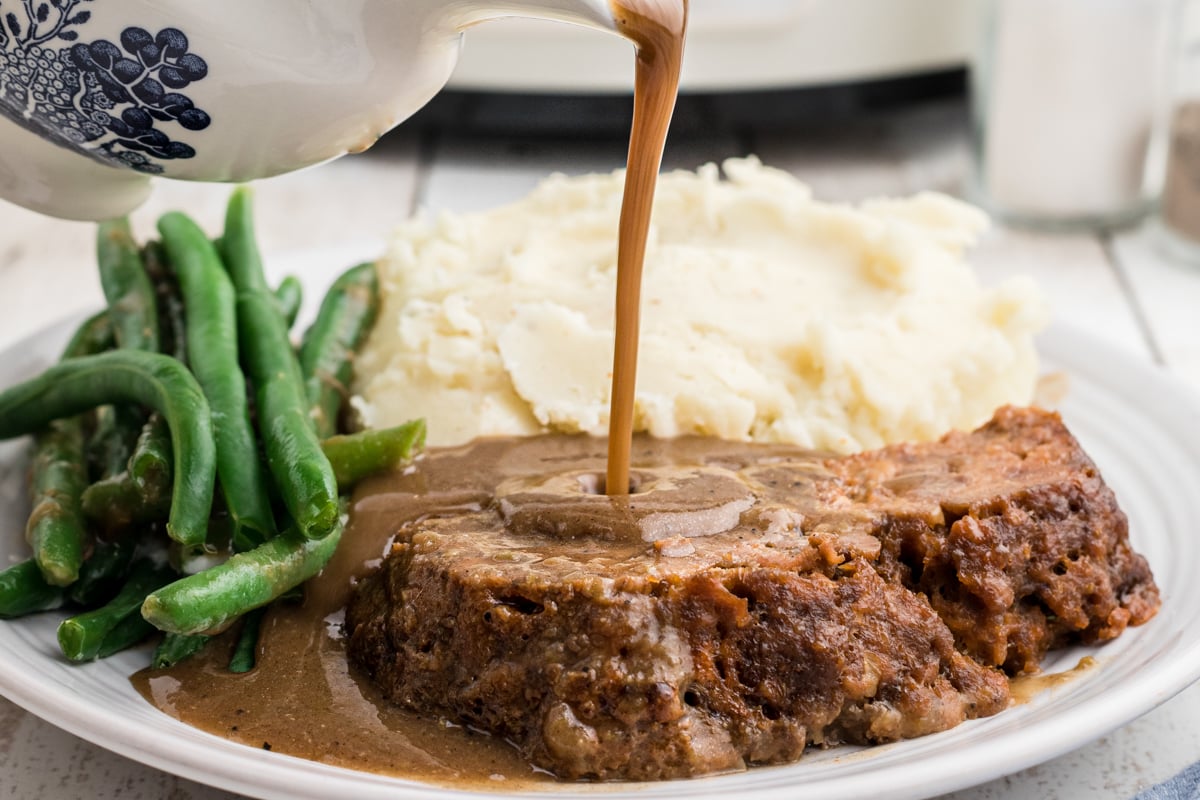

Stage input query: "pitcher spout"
[{"left": 445, "top": 0, "right": 617, "bottom": 33}]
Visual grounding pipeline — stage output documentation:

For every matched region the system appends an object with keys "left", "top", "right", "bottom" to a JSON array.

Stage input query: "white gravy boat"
[{"left": 0, "top": 0, "right": 617, "bottom": 219}]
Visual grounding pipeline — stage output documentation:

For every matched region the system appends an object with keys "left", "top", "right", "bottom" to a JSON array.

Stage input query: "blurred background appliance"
[
  {"left": 452, "top": 0, "right": 974, "bottom": 92},
  {"left": 410, "top": 0, "right": 975, "bottom": 136}
]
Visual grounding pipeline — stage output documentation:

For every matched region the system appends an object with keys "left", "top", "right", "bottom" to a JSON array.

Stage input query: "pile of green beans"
[{"left": 0, "top": 189, "right": 423, "bottom": 670}]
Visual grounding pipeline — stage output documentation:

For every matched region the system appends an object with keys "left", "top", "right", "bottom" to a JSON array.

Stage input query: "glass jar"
[
  {"left": 970, "top": 0, "right": 1176, "bottom": 230},
  {"left": 1159, "top": 0, "right": 1200, "bottom": 260}
]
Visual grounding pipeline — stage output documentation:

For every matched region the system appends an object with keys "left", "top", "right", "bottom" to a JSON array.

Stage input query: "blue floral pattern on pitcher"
[{"left": 0, "top": 0, "right": 210, "bottom": 174}]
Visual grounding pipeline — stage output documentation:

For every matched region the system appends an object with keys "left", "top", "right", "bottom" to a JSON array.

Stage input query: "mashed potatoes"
[{"left": 352, "top": 158, "right": 1047, "bottom": 453}]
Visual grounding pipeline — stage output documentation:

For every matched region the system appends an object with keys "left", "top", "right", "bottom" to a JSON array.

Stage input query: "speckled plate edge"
[{"left": 1, "top": 290, "right": 1198, "bottom": 800}]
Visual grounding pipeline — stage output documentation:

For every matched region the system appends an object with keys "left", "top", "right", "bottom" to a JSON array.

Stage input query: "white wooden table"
[{"left": 0, "top": 98, "right": 1197, "bottom": 800}]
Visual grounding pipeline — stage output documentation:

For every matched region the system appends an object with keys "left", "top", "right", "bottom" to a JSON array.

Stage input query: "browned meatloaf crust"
[{"left": 345, "top": 406, "right": 1159, "bottom": 780}]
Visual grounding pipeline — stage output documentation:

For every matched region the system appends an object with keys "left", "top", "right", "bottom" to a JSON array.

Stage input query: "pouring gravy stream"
[
  {"left": 606, "top": 0, "right": 686, "bottom": 497},
  {"left": 134, "top": 0, "right": 690, "bottom": 785}
]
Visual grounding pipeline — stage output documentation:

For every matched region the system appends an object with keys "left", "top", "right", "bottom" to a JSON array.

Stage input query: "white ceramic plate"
[{"left": 1, "top": 301, "right": 1199, "bottom": 800}]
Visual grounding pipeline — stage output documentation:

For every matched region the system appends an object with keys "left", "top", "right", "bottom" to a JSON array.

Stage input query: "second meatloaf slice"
[{"left": 834, "top": 406, "right": 1160, "bottom": 673}]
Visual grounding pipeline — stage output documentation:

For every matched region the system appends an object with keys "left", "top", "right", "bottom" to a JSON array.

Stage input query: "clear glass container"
[
  {"left": 1158, "top": 0, "right": 1200, "bottom": 260},
  {"left": 971, "top": 0, "right": 1175, "bottom": 230}
]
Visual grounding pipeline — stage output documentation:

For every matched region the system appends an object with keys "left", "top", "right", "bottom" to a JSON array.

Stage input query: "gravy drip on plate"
[
  {"left": 132, "top": 434, "right": 813, "bottom": 787},
  {"left": 606, "top": 0, "right": 687, "bottom": 497},
  {"left": 1008, "top": 657, "right": 1097, "bottom": 705}
]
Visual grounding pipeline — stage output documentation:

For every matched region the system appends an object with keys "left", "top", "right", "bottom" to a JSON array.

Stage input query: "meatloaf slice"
[
  {"left": 830, "top": 406, "right": 1159, "bottom": 673},
  {"left": 345, "top": 406, "right": 1159, "bottom": 780},
  {"left": 349, "top": 526, "right": 1009, "bottom": 780}
]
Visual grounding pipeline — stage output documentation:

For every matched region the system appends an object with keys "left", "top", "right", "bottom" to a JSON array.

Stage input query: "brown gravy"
[
  {"left": 133, "top": 434, "right": 812, "bottom": 786},
  {"left": 1008, "top": 657, "right": 1097, "bottom": 705},
  {"left": 606, "top": 0, "right": 687, "bottom": 496}
]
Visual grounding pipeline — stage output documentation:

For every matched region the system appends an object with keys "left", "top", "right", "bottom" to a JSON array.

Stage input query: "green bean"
[
  {"left": 160, "top": 287, "right": 188, "bottom": 365},
  {"left": 95, "top": 610, "right": 156, "bottom": 659},
  {"left": 27, "top": 419, "right": 90, "bottom": 585},
  {"left": 273, "top": 276, "right": 303, "bottom": 330},
  {"left": 299, "top": 263, "right": 380, "bottom": 438},
  {"left": 152, "top": 632, "right": 209, "bottom": 669},
  {"left": 141, "top": 239, "right": 169, "bottom": 282},
  {"left": 82, "top": 405, "right": 146, "bottom": 537},
  {"left": 80, "top": 477, "right": 142, "bottom": 533},
  {"left": 67, "top": 536, "right": 136, "bottom": 607},
  {"left": 227, "top": 606, "right": 265, "bottom": 673},
  {"left": 96, "top": 219, "right": 159, "bottom": 352},
  {"left": 82, "top": 412, "right": 173, "bottom": 531},
  {"left": 88, "top": 405, "right": 141, "bottom": 482},
  {"left": 219, "top": 189, "right": 274, "bottom": 295},
  {"left": 0, "top": 560, "right": 65, "bottom": 618},
  {"left": 142, "top": 514, "right": 344, "bottom": 635},
  {"left": 63, "top": 312, "right": 114, "bottom": 360},
  {"left": 0, "top": 351, "right": 215, "bottom": 548},
  {"left": 144, "top": 241, "right": 189, "bottom": 365},
  {"left": 82, "top": 420, "right": 172, "bottom": 536},
  {"left": 221, "top": 189, "right": 338, "bottom": 540},
  {"left": 239, "top": 293, "right": 340, "bottom": 540},
  {"left": 159, "top": 212, "right": 276, "bottom": 547},
  {"left": 58, "top": 559, "right": 175, "bottom": 661},
  {"left": 84, "top": 414, "right": 174, "bottom": 533},
  {"left": 129, "top": 414, "right": 172, "bottom": 498},
  {"left": 322, "top": 420, "right": 426, "bottom": 490},
  {"left": 24, "top": 314, "right": 114, "bottom": 586},
  {"left": 136, "top": 243, "right": 181, "bottom": 491}
]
